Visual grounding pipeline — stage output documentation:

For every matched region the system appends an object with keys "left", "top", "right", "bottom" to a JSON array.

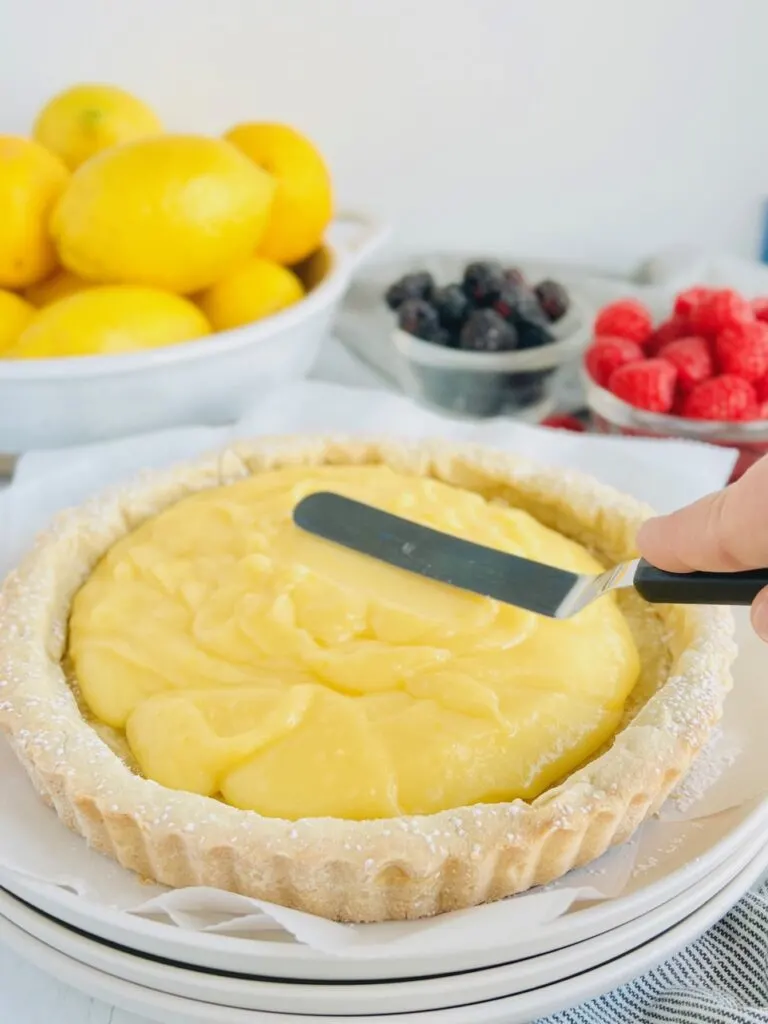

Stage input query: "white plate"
[
  {"left": 4, "top": 800, "right": 764, "bottom": 983},
  {"left": 2, "top": 843, "right": 766, "bottom": 1024},
  {"left": 2, "top": 829, "right": 766, "bottom": 1016}
]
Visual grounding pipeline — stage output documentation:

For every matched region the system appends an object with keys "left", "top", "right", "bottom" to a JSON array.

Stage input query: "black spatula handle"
[{"left": 634, "top": 559, "right": 768, "bottom": 605}]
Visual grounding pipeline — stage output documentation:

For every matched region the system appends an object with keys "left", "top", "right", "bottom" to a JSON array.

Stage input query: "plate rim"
[
  {"left": 1, "top": 843, "right": 766, "bottom": 1024},
  {"left": 1, "top": 830, "right": 766, "bottom": 1015},
  {"left": 3, "top": 785, "right": 766, "bottom": 982}
]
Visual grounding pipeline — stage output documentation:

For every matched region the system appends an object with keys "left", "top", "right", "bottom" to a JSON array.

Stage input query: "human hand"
[{"left": 637, "top": 456, "right": 768, "bottom": 640}]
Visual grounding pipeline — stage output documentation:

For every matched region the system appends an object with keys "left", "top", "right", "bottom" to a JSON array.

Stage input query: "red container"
[{"left": 584, "top": 376, "right": 768, "bottom": 482}]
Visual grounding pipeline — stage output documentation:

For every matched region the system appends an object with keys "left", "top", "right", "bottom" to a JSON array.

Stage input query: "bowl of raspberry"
[
  {"left": 584, "top": 289, "right": 768, "bottom": 481},
  {"left": 384, "top": 260, "right": 591, "bottom": 419}
]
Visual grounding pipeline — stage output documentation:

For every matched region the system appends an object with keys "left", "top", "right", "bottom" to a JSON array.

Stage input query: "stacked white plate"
[{"left": 1, "top": 610, "right": 766, "bottom": 1023}]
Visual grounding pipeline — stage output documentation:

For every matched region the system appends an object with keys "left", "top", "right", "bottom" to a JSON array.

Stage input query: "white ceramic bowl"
[{"left": 0, "top": 211, "right": 388, "bottom": 454}]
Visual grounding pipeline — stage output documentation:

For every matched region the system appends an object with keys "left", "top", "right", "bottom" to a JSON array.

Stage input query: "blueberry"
[
  {"left": 492, "top": 282, "right": 531, "bottom": 321},
  {"left": 502, "top": 289, "right": 556, "bottom": 350},
  {"left": 434, "top": 283, "right": 472, "bottom": 330},
  {"left": 514, "top": 291, "right": 549, "bottom": 326},
  {"left": 534, "top": 279, "right": 570, "bottom": 322},
  {"left": 462, "top": 261, "right": 506, "bottom": 305},
  {"left": 459, "top": 309, "right": 518, "bottom": 352},
  {"left": 385, "top": 272, "right": 435, "bottom": 311},
  {"left": 397, "top": 298, "right": 442, "bottom": 342},
  {"left": 503, "top": 267, "right": 528, "bottom": 289},
  {"left": 433, "top": 327, "right": 456, "bottom": 347},
  {"left": 515, "top": 317, "right": 555, "bottom": 350}
]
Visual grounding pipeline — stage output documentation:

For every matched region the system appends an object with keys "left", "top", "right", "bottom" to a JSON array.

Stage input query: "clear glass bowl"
[
  {"left": 585, "top": 376, "right": 768, "bottom": 482},
  {"left": 392, "top": 301, "right": 591, "bottom": 420}
]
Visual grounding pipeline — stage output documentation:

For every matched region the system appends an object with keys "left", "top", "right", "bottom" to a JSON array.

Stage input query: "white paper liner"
[{"left": 0, "top": 381, "right": 755, "bottom": 959}]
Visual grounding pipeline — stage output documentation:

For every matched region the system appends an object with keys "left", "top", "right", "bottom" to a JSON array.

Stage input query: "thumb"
[{"left": 636, "top": 456, "right": 768, "bottom": 573}]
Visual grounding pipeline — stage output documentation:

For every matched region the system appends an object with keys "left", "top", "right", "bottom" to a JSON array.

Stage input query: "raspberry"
[
  {"left": 540, "top": 414, "right": 586, "bottom": 433},
  {"left": 682, "top": 376, "right": 759, "bottom": 421},
  {"left": 689, "top": 288, "right": 753, "bottom": 337},
  {"left": 594, "top": 300, "right": 652, "bottom": 345},
  {"left": 608, "top": 359, "right": 678, "bottom": 413},
  {"left": 646, "top": 315, "right": 688, "bottom": 355},
  {"left": 715, "top": 321, "right": 768, "bottom": 382},
  {"left": 754, "top": 375, "right": 768, "bottom": 403},
  {"left": 674, "top": 287, "right": 712, "bottom": 322},
  {"left": 584, "top": 336, "right": 644, "bottom": 388},
  {"left": 752, "top": 298, "right": 768, "bottom": 324},
  {"left": 658, "top": 336, "right": 713, "bottom": 393}
]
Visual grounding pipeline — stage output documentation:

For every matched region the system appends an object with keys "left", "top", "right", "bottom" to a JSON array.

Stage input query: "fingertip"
[
  {"left": 751, "top": 589, "right": 768, "bottom": 642},
  {"left": 635, "top": 518, "right": 656, "bottom": 551},
  {"left": 636, "top": 516, "right": 664, "bottom": 552},
  {"left": 636, "top": 515, "right": 691, "bottom": 573}
]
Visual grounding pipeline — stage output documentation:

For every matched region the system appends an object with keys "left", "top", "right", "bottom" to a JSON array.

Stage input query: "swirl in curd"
[{"left": 69, "top": 465, "right": 639, "bottom": 820}]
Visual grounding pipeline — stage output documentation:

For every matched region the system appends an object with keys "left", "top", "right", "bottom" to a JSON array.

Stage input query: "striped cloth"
[{"left": 542, "top": 881, "right": 768, "bottom": 1023}]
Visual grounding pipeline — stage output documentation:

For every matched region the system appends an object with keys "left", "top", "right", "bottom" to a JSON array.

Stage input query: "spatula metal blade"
[{"left": 292, "top": 491, "right": 580, "bottom": 618}]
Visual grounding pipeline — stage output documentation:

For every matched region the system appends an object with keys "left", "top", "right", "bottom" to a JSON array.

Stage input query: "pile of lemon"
[{"left": 0, "top": 84, "right": 333, "bottom": 359}]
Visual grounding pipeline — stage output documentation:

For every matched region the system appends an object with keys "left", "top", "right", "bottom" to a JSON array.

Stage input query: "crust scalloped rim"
[{"left": 0, "top": 435, "right": 736, "bottom": 922}]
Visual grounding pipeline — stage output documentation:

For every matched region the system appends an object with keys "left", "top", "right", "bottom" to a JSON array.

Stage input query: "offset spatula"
[{"left": 293, "top": 492, "right": 768, "bottom": 618}]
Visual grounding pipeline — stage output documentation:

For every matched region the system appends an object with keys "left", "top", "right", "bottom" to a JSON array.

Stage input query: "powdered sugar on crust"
[{"left": 0, "top": 436, "right": 736, "bottom": 922}]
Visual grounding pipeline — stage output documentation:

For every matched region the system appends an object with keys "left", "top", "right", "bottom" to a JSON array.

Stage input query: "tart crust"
[{"left": 0, "top": 436, "right": 736, "bottom": 922}]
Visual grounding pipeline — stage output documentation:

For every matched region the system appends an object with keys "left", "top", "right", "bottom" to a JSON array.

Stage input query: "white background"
[{"left": 2, "top": 0, "right": 768, "bottom": 271}]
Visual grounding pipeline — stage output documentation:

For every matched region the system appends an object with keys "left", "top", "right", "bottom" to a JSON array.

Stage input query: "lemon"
[
  {"left": 5, "top": 286, "right": 210, "bottom": 359},
  {"left": 33, "top": 84, "right": 162, "bottom": 171},
  {"left": 51, "top": 135, "right": 276, "bottom": 294},
  {"left": 0, "top": 137, "right": 69, "bottom": 289},
  {"left": 224, "top": 123, "right": 333, "bottom": 266},
  {"left": 24, "top": 268, "right": 90, "bottom": 306},
  {"left": 197, "top": 257, "right": 304, "bottom": 331},
  {"left": 0, "top": 291, "right": 35, "bottom": 353}
]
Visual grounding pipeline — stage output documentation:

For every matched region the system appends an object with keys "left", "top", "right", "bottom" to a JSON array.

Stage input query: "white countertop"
[{"left": 1, "top": 944, "right": 143, "bottom": 1024}]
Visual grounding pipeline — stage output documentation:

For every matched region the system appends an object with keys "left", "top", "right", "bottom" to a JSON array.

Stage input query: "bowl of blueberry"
[{"left": 385, "top": 260, "right": 590, "bottom": 418}]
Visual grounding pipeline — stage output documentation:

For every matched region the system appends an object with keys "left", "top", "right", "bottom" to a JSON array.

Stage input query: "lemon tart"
[{"left": 0, "top": 437, "right": 735, "bottom": 921}]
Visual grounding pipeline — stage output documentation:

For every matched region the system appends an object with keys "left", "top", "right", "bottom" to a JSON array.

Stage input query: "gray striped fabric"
[{"left": 542, "top": 882, "right": 768, "bottom": 1023}]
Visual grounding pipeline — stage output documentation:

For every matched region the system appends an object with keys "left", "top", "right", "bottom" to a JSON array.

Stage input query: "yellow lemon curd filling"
[{"left": 68, "top": 465, "right": 640, "bottom": 820}]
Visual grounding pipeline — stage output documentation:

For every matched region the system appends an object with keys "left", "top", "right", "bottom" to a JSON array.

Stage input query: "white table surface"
[{"left": 1, "top": 945, "right": 145, "bottom": 1024}]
